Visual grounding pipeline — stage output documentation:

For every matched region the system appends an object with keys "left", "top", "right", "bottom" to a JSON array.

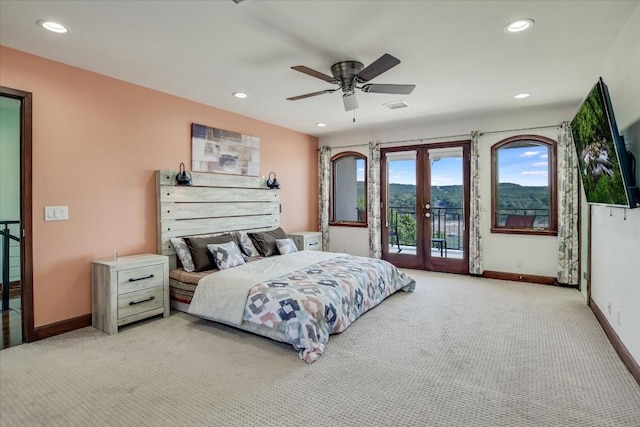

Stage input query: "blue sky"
[{"left": 380, "top": 147, "right": 549, "bottom": 187}]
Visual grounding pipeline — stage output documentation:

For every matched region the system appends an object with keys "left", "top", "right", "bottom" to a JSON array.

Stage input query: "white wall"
[
  {"left": 591, "top": 4, "right": 640, "bottom": 361},
  {"left": 0, "top": 96, "right": 21, "bottom": 283},
  {"left": 321, "top": 105, "right": 575, "bottom": 277},
  {"left": 588, "top": 7, "right": 640, "bottom": 362}
]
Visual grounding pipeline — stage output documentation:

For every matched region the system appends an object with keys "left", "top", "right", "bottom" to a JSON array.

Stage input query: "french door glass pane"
[
  {"left": 428, "top": 147, "right": 464, "bottom": 260},
  {"left": 386, "top": 151, "right": 417, "bottom": 255}
]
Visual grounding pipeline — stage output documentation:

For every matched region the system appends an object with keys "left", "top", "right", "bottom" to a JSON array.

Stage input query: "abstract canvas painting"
[{"left": 191, "top": 123, "right": 260, "bottom": 176}]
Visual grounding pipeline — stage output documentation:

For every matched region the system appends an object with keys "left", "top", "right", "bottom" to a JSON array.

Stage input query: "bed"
[{"left": 157, "top": 170, "right": 414, "bottom": 363}]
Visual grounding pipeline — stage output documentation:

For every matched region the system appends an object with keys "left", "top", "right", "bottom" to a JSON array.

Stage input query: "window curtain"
[
  {"left": 318, "top": 146, "right": 331, "bottom": 251},
  {"left": 557, "top": 122, "right": 579, "bottom": 285},
  {"left": 469, "top": 131, "right": 483, "bottom": 275},
  {"left": 368, "top": 141, "right": 382, "bottom": 259}
]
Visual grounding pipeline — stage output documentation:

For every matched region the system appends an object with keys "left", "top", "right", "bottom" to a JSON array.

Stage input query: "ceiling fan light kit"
[{"left": 287, "top": 53, "right": 416, "bottom": 111}]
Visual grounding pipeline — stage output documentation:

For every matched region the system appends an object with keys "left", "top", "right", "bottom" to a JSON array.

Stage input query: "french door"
[{"left": 381, "top": 142, "right": 470, "bottom": 274}]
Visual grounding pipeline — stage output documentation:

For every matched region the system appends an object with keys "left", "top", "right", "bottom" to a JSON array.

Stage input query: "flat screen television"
[{"left": 570, "top": 77, "right": 639, "bottom": 209}]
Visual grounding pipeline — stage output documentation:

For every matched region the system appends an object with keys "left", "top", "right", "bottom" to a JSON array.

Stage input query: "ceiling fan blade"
[
  {"left": 286, "top": 89, "right": 338, "bottom": 101},
  {"left": 343, "top": 92, "right": 358, "bottom": 111},
  {"left": 291, "top": 65, "right": 336, "bottom": 82},
  {"left": 361, "top": 83, "right": 416, "bottom": 95},
  {"left": 356, "top": 54, "right": 401, "bottom": 82}
]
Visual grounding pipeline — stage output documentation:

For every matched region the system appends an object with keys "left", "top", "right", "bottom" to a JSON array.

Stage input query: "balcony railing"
[
  {"left": 388, "top": 206, "right": 463, "bottom": 251},
  {"left": 496, "top": 208, "right": 549, "bottom": 228}
]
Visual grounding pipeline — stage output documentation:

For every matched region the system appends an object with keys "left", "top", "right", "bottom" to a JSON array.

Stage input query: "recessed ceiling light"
[
  {"left": 504, "top": 19, "right": 534, "bottom": 33},
  {"left": 316, "top": 123, "right": 327, "bottom": 127},
  {"left": 514, "top": 93, "right": 531, "bottom": 99},
  {"left": 38, "top": 20, "right": 69, "bottom": 33},
  {"left": 232, "top": 92, "right": 248, "bottom": 98}
]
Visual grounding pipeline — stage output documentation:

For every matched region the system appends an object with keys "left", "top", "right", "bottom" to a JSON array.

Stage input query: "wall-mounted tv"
[{"left": 570, "top": 77, "right": 638, "bottom": 209}]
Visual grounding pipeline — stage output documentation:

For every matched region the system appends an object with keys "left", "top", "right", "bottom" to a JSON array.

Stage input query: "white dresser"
[
  {"left": 289, "top": 231, "right": 322, "bottom": 252},
  {"left": 92, "top": 253, "right": 169, "bottom": 335}
]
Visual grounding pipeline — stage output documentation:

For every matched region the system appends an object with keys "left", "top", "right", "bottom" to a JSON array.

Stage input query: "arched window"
[
  {"left": 331, "top": 152, "right": 367, "bottom": 226},
  {"left": 491, "top": 135, "right": 557, "bottom": 235}
]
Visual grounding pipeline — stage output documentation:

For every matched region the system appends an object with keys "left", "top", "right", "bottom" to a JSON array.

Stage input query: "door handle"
[
  {"left": 425, "top": 212, "right": 431, "bottom": 218},
  {"left": 424, "top": 203, "right": 431, "bottom": 210}
]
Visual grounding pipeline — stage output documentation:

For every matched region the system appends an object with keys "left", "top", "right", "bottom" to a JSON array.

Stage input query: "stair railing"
[{"left": 0, "top": 220, "right": 20, "bottom": 311}]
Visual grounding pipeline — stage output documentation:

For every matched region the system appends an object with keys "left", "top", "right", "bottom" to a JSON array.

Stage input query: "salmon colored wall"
[{"left": 0, "top": 46, "right": 319, "bottom": 328}]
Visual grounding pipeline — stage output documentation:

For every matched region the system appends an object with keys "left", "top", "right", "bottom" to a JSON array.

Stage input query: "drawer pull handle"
[
  {"left": 129, "top": 274, "right": 154, "bottom": 282},
  {"left": 309, "top": 242, "right": 319, "bottom": 246},
  {"left": 129, "top": 296, "right": 155, "bottom": 306}
]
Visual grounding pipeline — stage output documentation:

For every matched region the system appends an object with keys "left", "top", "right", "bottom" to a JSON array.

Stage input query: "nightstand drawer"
[
  {"left": 304, "top": 235, "right": 321, "bottom": 251},
  {"left": 117, "top": 264, "right": 164, "bottom": 294},
  {"left": 118, "top": 286, "right": 164, "bottom": 320}
]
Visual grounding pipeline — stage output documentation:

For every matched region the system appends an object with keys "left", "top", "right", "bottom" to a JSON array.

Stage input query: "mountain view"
[
  {"left": 357, "top": 181, "right": 549, "bottom": 210},
  {"left": 356, "top": 181, "right": 549, "bottom": 248}
]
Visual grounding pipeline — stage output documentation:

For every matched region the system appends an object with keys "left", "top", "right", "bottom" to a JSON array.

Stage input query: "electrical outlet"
[
  {"left": 607, "top": 302, "right": 612, "bottom": 314},
  {"left": 516, "top": 260, "right": 524, "bottom": 269}
]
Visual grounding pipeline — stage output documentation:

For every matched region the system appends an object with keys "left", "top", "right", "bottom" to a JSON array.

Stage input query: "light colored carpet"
[{"left": 1, "top": 270, "right": 639, "bottom": 427}]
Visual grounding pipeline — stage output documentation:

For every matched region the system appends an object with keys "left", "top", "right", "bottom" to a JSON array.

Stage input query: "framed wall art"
[{"left": 191, "top": 123, "right": 260, "bottom": 176}]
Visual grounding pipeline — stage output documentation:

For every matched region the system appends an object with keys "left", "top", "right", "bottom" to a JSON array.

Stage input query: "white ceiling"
[{"left": 1, "top": 0, "right": 638, "bottom": 137}]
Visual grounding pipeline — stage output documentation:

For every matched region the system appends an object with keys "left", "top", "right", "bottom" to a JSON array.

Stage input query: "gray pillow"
[
  {"left": 170, "top": 238, "right": 195, "bottom": 272},
  {"left": 248, "top": 227, "right": 288, "bottom": 257},
  {"left": 185, "top": 234, "right": 234, "bottom": 272}
]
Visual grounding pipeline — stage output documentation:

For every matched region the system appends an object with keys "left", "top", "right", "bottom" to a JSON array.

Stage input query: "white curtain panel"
[
  {"left": 318, "top": 146, "right": 331, "bottom": 251},
  {"left": 557, "top": 122, "right": 580, "bottom": 285},
  {"left": 368, "top": 141, "right": 382, "bottom": 259},
  {"left": 469, "top": 131, "right": 483, "bottom": 275}
]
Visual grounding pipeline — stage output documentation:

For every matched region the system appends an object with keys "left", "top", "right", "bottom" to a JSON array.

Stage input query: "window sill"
[
  {"left": 490, "top": 227, "right": 557, "bottom": 236},
  {"left": 329, "top": 222, "right": 367, "bottom": 228}
]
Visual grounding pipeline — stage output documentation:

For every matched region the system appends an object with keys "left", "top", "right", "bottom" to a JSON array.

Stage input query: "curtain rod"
[
  {"left": 320, "top": 123, "right": 561, "bottom": 150},
  {"left": 324, "top": 133, "right": 470, "bottom": 150},
  {"left": 478, "top": 124, "right": 560, "bottom": 136}
]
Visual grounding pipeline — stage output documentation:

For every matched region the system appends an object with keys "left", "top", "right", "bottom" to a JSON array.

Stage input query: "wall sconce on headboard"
[
  {"left": 266, "top": 172, "right": 280, "bottom": 189},
  {"left": 175, "top": 163, "right": 193, "bottom": 186}
]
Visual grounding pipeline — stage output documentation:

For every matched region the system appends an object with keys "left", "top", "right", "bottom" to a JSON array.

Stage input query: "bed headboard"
[{"left": 156, "top": 170, "right": 280, "bottom": 269}]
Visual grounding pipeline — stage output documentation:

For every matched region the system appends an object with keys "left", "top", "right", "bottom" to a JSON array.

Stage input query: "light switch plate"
[{"left": 44, "top": 206, "right": 69, "bottom": 221}]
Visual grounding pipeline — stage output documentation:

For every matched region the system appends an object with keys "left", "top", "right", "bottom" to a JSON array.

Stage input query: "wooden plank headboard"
[{"left": 156, "top": 170, "right": 280, "bottom": 269}]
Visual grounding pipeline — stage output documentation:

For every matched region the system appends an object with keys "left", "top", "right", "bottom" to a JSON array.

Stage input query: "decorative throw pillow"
[
  {"left": 248, "top": 227, "right": 289, "bottom": 257},
  {"left": 184, "top": 234, "right": 234, "bottom": 272},
  {"left": 170, "top": 238, "right": 195, "bottom": 272},
  {"left": 207, "top": 241, "right": 246, "bottom": 270},
  {"left": 276, "top": 238, "right": 298, "bottom": 255},
  {"left": 232, "top": 231, "right": 260, "bottom": 257}
]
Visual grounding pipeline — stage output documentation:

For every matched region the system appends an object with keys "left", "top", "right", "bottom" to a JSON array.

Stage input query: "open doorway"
[{"left": 1, "top": 86, "right": 34, "bottom": 349}]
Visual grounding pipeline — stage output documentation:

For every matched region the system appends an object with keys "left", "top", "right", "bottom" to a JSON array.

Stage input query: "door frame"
[
  {"left": 381, "top": 141, "right": 470, "bottom": 274},
  {"left": 1, "top": 86, "right": 35, "bottom": 343}
]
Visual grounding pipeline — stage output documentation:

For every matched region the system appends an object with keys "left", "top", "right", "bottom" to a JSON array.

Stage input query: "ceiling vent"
[{"left": 384, "top": 100, "right": 409, "bottom": 110}]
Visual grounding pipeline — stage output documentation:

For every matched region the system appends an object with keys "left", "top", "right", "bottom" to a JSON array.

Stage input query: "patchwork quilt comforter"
[{"left": 188, "top": 251, "right": 415, "bottom": 363}]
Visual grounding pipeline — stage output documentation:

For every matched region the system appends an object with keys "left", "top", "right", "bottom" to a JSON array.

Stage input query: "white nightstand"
[
  {"left": 92, "top": 254, "right": 169, "bottom": 335},
  {"left": 289, "top": 231, "right": 322, "bottom": 252}
]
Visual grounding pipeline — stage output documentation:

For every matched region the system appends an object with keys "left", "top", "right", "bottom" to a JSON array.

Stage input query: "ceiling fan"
[{"left": 286, "top": 53, "right": 416, "bottom": 111}]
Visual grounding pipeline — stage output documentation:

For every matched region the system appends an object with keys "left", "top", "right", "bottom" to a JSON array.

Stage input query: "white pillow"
[
  {"left": 207, "top": 241, "right": 246, "bottom": 270},
  {"left": 170, "top": 238, "right": 195, "bottom": 272},
  {"left": 276, "top": 238, "right": 298, "bottom": 255}
]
